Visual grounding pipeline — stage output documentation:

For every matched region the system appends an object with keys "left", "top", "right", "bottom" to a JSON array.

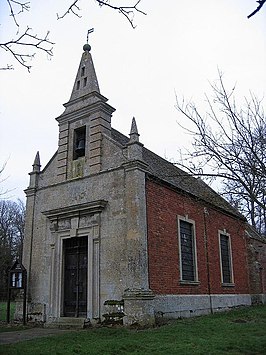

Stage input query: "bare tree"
[
  {"left": 0, "top": 162, "right": 9, "bottom": 198},
  {"left": 1, "top": 0, "right": 145, "bottom": 71},
  {"left": 0, "top": 199, "right": 25, "bottom": 300},
  {"left": 224, "top": 179, "right": 266, "bottom": 235},
  {"left": 175, "top": 72, "right": 266, "bottom": 235}
]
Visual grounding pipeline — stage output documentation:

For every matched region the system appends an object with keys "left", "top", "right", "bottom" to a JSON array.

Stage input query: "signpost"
[{"left": 7, "top": 260, "right": 27, "bottom": 325}]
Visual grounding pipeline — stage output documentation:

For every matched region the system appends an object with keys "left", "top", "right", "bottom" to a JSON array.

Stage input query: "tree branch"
[
  {"left": 2, "top": 1, "right": 146, "bottom": 70},
  {"left": 0, "top": 64, "right": 14, "bottom": 71},
  {"left": 0, "top": 162, "right": 10, "bottom": 198},
  {"left": 2, "top": 1, "right": 54, "bottom": 71},
  {"left": 56, "top": 0, "right": 146, "bottom": 28},
  {"left": 56, "top": 0, "right": 81, "bottom": 20},
  {"left": 1, "top": 27, "right": 54, "bottom": 72},
  {"left": 7, "top": 0, "right": 30, "bottom": 29},
  {"left": 97, "top": 0, "right": 146, "bottom": 28},
  {"left": 248, "top": 0, "right": 266, "bottom": 19}
]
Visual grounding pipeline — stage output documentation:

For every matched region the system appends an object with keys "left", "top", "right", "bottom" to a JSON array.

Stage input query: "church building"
[{"left": 21, "top": 44, "right": 256, "bottom": 327}]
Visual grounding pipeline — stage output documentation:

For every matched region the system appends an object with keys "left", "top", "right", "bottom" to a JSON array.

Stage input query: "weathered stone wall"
[
  {"left": 24, "top": 169, "right": 123, "bottom": 314},
  {"left": 22, "top": 129, "right": 153, "bottom": 325},
  {"left": 247, "top": 236, "right": 266, "bottom": 304}
]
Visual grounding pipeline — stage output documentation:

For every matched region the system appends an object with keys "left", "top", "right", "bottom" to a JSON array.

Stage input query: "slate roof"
[{"left": 111, "top": 128, "right": 245, "bottom": 220}]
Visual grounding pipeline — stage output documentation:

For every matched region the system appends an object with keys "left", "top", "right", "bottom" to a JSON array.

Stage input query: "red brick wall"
[{"left": 146, "top": 178, "right": 250, "bottom": 295}]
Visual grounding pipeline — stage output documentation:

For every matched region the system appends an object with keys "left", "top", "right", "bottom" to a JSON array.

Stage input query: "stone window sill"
[
  {"left": 179, "top": 280, "right": 200, "bottom": 286},
  {"left": 222, "top": 283, "right": 235, "bottom": 287}
]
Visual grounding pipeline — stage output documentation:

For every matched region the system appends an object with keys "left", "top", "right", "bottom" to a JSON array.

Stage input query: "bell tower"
[{"left": 55, "top": 42, "right": 115, "bottom": 181}]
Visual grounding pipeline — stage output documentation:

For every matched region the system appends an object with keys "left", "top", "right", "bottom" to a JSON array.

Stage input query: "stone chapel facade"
[{"left": 21, "top": 45, "right": 264, "bottom": 327}]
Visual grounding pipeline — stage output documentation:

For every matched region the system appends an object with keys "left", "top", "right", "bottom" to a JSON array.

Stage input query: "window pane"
[
  {"left": 180, "top": 220, "right": 195, "bottom": 281},
  {"left": 220, "top": 234, "right": 232, "bottom": 283}
]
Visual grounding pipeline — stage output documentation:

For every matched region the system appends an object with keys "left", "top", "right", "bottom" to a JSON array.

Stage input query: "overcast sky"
[{"left": 0, "top": 0, "right": 265, "bottom": 201}]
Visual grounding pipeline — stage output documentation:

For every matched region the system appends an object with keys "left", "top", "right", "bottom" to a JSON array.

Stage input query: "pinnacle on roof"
[
  {"left": 32, "top": 151, "right": 41, "bottom": 173},
  {"left": 129, "top": 117, "right": 140, "bottom": 143}
]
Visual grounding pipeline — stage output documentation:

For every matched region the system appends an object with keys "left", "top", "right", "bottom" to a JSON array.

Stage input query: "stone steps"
[{"left": 45, "top": 317, "right": 87, "bottom": 329}]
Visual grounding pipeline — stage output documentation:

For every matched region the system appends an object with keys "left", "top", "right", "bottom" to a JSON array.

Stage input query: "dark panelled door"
[{"left": 63, "top": 236, "right": 88, "bottom": 317}]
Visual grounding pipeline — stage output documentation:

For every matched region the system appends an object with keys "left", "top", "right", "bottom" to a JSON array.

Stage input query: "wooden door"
[{"left": 63, "top": 236, "right": 88, "bottom": 317}]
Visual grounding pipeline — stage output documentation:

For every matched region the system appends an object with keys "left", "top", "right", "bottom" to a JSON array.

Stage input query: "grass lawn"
[{"left": 0, "top": 305, "right": 266, "bottom": 354}]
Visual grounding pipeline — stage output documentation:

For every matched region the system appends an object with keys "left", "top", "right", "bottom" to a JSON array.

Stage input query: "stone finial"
[
  {"left": 83, "top": 43, "right": 91, "bottom": 52},
  {"left": 32, "top": 151, "right": 41, "bottom": 173},
  {"left": 129, "top": 117, "right": 140, "bottom": 143}
]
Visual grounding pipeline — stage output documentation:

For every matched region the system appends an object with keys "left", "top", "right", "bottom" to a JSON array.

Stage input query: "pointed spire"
[
  {"left": 129, "top": 117, "right": 140, "bottom": 143},
  {"left": 32, "top": 151, "right": 41, "bottom": 173},
  {"left": 69, "top": 44, "right": 100, "bottom": 102}
]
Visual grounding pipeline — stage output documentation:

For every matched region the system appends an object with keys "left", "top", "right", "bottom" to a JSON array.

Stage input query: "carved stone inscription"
[
  {"left": 58, "top": 218, "right": 71, "bottom": 230},
  {"left": 49, "top": 213, "right": 99, "bottom": 232},
  {"left": 79, "top": 214, "right": 99, "bottom": 228}
]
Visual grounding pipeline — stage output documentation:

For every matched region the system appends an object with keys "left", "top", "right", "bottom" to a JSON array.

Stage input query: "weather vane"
[{"left": 87, "top": 28, "right": 94, "bottom": 44}]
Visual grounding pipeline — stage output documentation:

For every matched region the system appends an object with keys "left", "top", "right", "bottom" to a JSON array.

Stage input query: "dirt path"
[{"left": 0, "top": 328, "right": 72, "bottom": 344}]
